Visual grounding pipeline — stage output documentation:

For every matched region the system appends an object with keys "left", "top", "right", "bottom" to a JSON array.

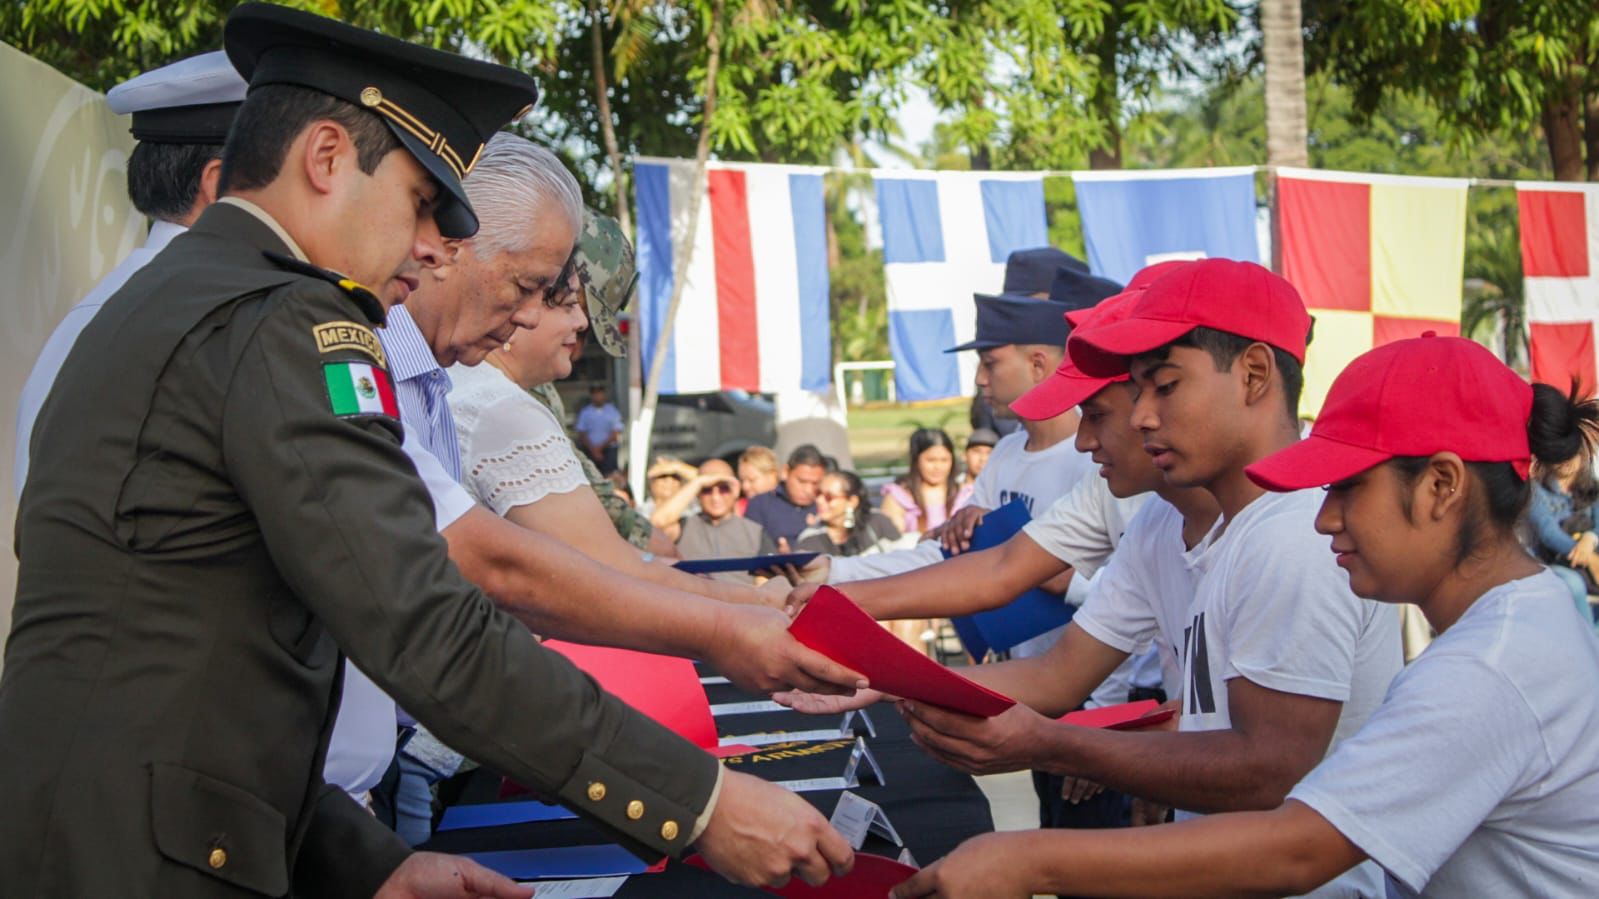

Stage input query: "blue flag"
[{"left": 1073, "top": 167, "right": 1260, "bottom": 284}]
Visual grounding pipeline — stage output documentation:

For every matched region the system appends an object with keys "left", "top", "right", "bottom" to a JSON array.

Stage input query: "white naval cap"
[{"left": 106, "top": 50, "right": 247, "bottom": 143}]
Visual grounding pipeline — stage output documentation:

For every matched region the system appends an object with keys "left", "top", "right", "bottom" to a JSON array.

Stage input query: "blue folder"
[
  {"left": 437, "top": 800, "right": 578, "bottom": 831},
  {"left": 944, "top": 500, "right": 1074, "bottom": 659},
  {"left": 464, "top": 845, "right": 651, "bottom": 880},
  {"left": 674, "top": 551, "right": 818, "bottom": 575}
]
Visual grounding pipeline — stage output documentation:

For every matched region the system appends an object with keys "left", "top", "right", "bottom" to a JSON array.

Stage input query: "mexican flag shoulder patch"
[{"left": 323, "top": 361, "right": 399, "bottom": 419}]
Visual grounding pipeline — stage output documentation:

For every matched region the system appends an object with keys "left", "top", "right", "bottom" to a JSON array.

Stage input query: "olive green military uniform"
[{"left": 1, "top": 202, "right": 717, "bottom": 897}]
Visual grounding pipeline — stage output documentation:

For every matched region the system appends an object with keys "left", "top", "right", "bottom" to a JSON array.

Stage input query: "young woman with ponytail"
[{"left": 892, "top": 335, "right": 1599, "bottom": 899}]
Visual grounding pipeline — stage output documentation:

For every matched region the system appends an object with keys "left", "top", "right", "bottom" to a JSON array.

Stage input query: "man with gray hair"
[{"left": 329, "top": 133, "right": 864, "bottom": 851}]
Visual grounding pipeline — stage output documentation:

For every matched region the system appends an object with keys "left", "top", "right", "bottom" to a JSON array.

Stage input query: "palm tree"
[{"left": 1262, "top": 0, "right": 1308, "bottom": 168}]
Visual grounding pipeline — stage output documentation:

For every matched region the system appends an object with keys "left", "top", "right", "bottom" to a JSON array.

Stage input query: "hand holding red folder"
[{"left": 788, "top": 586, "right": 1015, "bottom": 717}]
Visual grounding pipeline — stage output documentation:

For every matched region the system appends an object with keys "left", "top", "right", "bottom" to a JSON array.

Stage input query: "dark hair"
[
  {"left": 219, "top": 85, "right": 402, "bottom": 193},
  {"left": 825, "top": 470, "right": 887, "bottom": 550},
  {"left": 1394, "top": 381, "right": 1599, "bottom": 564},
  {"left": 1165, "top": 327, "right": 1305, "bottom": 419},
  {"left": 896, "top": 427, "right": 958, "bottom": 519},
  {"left": 786, "top": 444, "right": 827, "bottom": 469},
  {"left": 127, "top": 141, "right": 223, "bottom": 222}
]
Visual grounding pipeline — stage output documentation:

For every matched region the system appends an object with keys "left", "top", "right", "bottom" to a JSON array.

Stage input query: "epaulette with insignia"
[{"left": 263, "top": 250, "right": 385, "bottom": 324}]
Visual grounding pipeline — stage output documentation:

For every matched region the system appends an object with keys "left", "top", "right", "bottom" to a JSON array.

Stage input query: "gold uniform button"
[
  {"left": 626, "top": 800, "right": 645, "bottom": 820},
  {"left": 587, "top": 782, "right": 607, "bottom": 802},
  {"left": 208, "top": 847, "right": 227, "bottom": 869},
  {"left": 360, "top": 86, "right": 383, "bottom": 107},
  {"left": 660, "top": 820, "right": 679, "bottom": 841}
]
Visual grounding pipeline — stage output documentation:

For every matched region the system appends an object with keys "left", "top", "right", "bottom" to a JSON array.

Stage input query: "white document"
[{"left": 514, "top": 876, "right": 627, "bottom": 898}]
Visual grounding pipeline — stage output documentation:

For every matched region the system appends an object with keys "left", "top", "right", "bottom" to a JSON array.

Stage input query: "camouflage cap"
[{"left": 573, "top": 209, "right": 637, "bottom": 357}]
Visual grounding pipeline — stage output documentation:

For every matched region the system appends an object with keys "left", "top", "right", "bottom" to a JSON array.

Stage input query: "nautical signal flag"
[
  {"left": 1519, "top": 183, "right": 1599, "bottom": 395},
  {"left": 1276, "top": 168, "right": 1469, "bottom": 413},
  {"left": 634, "top": 157, "right": 831, "bottom": 395},
  {"left": 1073, "top": 166, "right": 1261, "bottom": 285},
  {"left": 876, "top": 170, "right": 1049, "bottom": 401}
]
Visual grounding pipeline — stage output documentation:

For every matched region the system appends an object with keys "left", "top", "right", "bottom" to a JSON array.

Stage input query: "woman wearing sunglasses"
[{"left": 893, "top": 335, "right": 1599, "bottom": 898}]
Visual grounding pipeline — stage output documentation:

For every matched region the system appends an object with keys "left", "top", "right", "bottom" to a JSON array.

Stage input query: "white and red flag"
[{"left": 1520, "top": 183, "right": 1599, "bottom": 393}]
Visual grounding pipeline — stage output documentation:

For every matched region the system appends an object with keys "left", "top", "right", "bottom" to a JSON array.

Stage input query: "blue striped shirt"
[{"left": 377, "top": 305, "right": 462, "bottom": 481}]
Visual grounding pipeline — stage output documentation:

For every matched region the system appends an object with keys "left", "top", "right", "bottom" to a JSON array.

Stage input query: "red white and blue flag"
[
  {"left": 634, "top": 158, "right": 832, "bottom": 394},
  {"left": 1519, "top": 182, "right": 1599, "bottom": 394}
]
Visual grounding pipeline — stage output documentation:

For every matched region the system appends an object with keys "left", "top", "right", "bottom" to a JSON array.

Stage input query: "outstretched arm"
[{"left": 892, "top": 800, "right": 1366, "bottom": 898}]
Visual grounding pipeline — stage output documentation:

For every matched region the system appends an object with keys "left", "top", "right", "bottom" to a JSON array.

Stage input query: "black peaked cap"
[{"left": 224, "top": 3, "right": 539, "bottom": 239}]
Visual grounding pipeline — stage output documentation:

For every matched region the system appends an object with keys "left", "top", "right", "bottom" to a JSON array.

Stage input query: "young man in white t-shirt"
[{"left": 891, "top": 260, "right": 1402, "bottom": 897}]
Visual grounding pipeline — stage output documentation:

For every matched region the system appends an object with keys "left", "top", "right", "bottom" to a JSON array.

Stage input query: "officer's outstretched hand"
[
  {"left": 708, "top": 602, "right": 867, "bottom": 696},
  {"left": 695, "top": 769, "right": 854, "bottom": 888},
  {"left": 374, "top": 852, "right": 533, "bottom": 899}
]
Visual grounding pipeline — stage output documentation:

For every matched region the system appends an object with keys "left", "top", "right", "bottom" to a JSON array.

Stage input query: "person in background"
[
  {"left": 14, "top": 51, "right": 245, "bottom": 494},
  {"left": 669, "top": 460, "right": 777, "bottom": 584},
  {"left": 738, "top": 445, "right": 781, "bottom": 514},
  {"left": 797, "top": 471, "right": 901, "bottom": 558},
  {"left": 953, "top": 427, "right": 999, "bottom": 509},
  {"left": 641, "top": 455, "right": 695, "bottom": 520},
  {"left": 745, "top": 444, "right": 828, "bottom": 547},
  {"left": 880, "top": 427, "right": 959, "bottom": 535},
  {"left": 969, "top": 247, "right": 1093, "bottom": 440},
  {"left": 1527, "top": 448, "right": 1599, "bottom": 618},
  {"left": 575, "top": 382, "right": 624, "bottom": 473}
]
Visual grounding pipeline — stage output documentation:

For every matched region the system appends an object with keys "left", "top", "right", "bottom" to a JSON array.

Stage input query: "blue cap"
[
  {"left": 945, "top": 295, "right": 1075, "bottom": 353},
  {"left": 1047, "top": 266, "right": 1123, "bottom": 311},
  {"left": 1002, "top": 247, "right": 1089, "bottom": 297}
]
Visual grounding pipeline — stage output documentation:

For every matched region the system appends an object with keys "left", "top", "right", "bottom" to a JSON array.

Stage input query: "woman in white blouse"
[{"left": 449, "top": 282, "right": 776, "bottom": 608}]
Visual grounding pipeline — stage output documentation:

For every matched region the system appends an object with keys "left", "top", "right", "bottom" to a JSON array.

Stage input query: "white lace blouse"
[{"left": 446, "top": 363, "right": 589, "bottom": 516}]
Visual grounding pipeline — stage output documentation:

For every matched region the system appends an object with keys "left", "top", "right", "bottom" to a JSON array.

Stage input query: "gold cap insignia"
[{"left": 360, "top": 86, "right": 383, "bottom": 107}]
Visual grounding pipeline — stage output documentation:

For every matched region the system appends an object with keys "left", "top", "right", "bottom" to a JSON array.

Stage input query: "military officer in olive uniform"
[{"left": 0, "top": 5, "right": 851, "bottom": 897}]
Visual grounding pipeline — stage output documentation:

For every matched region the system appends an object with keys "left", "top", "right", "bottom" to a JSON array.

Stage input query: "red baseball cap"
[
  {"left": 1068, "top": 259, "right": 1312, "bottom": 378},
  {"left": 1063, "top": 260, "right": 1193, "bottom": 330},
  {"left": 1011, "top": 293, "right": 1137, "bottom": 421},
  {"left": 1246, "top": 334, "right": 1532, "bottom": 492}
]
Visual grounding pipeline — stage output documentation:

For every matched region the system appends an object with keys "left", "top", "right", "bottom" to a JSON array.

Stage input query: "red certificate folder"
[
  {"left": 788, "top": 586, "right": 1015, "bottom": 718},
  {"left": 545, "top": 641, "right": 719, "bottom": 749},
  {"left": 1060, "top": 699, "right": 1174, "bottom": 730},
  {"left": 687, "top": 851, "right": 919, "bottom": 896}
]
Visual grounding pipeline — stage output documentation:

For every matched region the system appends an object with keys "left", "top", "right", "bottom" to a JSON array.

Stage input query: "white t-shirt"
[
  {"left": 1072, "top": 497, "right": 1201, "bottom": 698},
  {"left": 1179, "top": 488, "right": 1400, "bottom": 898},
  {"left": 828, "top": 430, "right": 1091, "bottom": 584},
  {"left": 448, "top": 363, "right": 589, "bottom": 515},
  {"left": 1290, "top": 571, "right": 1599, "bottom": 897},
  {"left": 968, "top": 429, "right": 1095, "bottom": 515}
]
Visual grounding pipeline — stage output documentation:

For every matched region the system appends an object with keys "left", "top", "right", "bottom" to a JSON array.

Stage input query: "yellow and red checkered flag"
[{"left": 1276, "top": 168, "right": 1469, "bottom": 414}]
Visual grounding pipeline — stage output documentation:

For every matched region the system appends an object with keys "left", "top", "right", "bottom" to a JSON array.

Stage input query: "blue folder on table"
[
  {"left": 944, "top": 500, "right": 1074, "bottom": 659},
  {"left": 464, "top": 844, "right": 651, "bottom": 880},
  {"left": 674, "top": 551, "right": 818, "bottom": 575},
  {"left": 437, "top": 800, "right": 579, "bottom": 831}
]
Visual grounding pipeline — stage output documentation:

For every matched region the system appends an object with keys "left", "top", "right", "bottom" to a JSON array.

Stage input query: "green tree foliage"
[{"left": 1303, "top": 0, "right": 1599, "bottom": 180}]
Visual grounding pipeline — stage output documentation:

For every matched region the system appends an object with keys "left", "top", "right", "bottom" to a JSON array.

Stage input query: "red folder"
[
  {"left": 545, "top": 641, "right": 719, "bottom": 749},
  {"left": 686, "top": 852, "right": 919, "bottom": 896},
  {"left": 1060, "top": 699, "right": 1174, "bottom": 731},
  {"left": 788, "top": 586, "right": 1015, "bottom": 718}
]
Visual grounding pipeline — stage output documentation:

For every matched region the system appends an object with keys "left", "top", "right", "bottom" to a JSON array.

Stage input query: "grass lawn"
[{"left": 845, "top": 399, "right": 975, "bottom": 473}]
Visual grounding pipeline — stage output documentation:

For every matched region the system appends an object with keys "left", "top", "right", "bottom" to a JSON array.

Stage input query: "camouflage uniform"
[{"left": 532, "top": 211, "right": 653, "bottom": 549}]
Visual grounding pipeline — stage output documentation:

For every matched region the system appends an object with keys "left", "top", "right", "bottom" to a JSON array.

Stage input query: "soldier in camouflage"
[{"left": 531, "top": 210, "right": 670, "bottom": 554}]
